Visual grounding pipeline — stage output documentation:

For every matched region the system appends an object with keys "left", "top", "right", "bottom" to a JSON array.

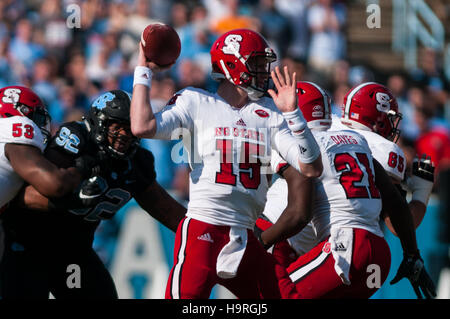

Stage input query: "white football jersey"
[
  {"left": 0, "top": 116, "right": 45, "bottom": 208},
  {"left": 331, "top": 115, "right": 406, "bottom": 182},
  {"left": 263, "top": 129, "right": 383, "bottom": 255},
  {"left": 153, "top": 87, "right": 305, "bottom": 229},
  {"left": 311, "top": 129, "right": 383, "bottom": 240}
]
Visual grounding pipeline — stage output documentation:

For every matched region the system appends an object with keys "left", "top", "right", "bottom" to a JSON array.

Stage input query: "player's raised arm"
[
  {"left": 131, "top": 25, "right": 180, "bottom": 139},
  {"left": 130, "top": 43, "right": 158, "bottom": 139},
  {"left": 134, "top": 180, "right": 187, "bottom": 232},
  {"left": 268, "top": 66, "right": 322, "bottom": 177}
]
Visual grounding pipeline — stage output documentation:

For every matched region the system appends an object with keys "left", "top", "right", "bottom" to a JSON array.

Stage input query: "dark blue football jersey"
[{"left": 1, "top": 121, "right": 156, "bottom": 248}]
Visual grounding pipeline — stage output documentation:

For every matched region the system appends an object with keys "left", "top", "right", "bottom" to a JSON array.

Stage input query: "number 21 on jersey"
[{"left": 334, "top": 152, "right": 380, "bottom": 199}]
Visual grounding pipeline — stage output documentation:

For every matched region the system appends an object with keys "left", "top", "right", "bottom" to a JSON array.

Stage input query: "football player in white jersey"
[
  {"left": 259, "top": 82, "right": 433, "bottom": 253},
  {"left": 333, "top": 82, "right": 435, "bottom": 234},
  {"left": 258, "top": 81, "right": 435, "bottom": 298},
  {"left": 0, "top": 86, "right": 95, "bottom": 213},
  {"left": 130, "top": 28, "right": 322, "bottom": 299}
]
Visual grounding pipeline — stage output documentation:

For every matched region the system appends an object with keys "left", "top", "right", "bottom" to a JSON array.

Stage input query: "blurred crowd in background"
[{"left": 0, "top": 0, "right": 449, "bottom": 231}]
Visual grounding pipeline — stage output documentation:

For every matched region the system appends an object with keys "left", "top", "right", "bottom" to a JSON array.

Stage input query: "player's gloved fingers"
[
  {"left": 90, "top": 165, "right": 102, "bottom": 177},
  {"left": 420, "top": 154, "right": 434, "bottom": 169}
]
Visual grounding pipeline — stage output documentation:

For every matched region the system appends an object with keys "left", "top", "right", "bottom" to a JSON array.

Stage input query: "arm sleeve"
[{"left": 133, "top": 147, "right": 157, "bottom": 186}]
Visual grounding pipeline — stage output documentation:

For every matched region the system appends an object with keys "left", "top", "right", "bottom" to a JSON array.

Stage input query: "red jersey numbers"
[
  {"left": 215, "top": 139, "right": 236, "bottom": 186},
  {"left": 215, "top": 139, "right": 264, "bottom": 189},
  {"left": 334, "top": 152, "right": 380, "bottom": 199},
  {"left": 388, "top": 151, "right": 405, "bottom": 174},
  {"left": 12, "top": 123, "right": 34, "bottom": 139}
]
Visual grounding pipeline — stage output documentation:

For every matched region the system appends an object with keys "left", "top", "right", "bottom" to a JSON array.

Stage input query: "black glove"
[
  {"left": 413, "top": 154, "right": 435, "bottom": 182},
  {"left": 77, "top": 176, "right": 108, "bottom": 207},
  {"left": 390, "top": 252, "right": 436, "bottom": 299},
  {"left": 74, "top": 155, "right": 101, "bottom": 179},
  {"left": 49, "top": 176, "right": 108, "bottom": 210}
]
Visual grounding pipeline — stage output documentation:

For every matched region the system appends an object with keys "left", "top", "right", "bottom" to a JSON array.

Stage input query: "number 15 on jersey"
[{"left": 215, "top": 139, "right": 266, "bottom": 190}]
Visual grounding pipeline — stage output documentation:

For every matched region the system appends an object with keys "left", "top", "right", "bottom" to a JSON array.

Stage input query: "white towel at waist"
[
  {"left": 216, "top": 227, "right": 248, "bottom": 279},
  {"left": 330, "top": 227, "right": 354, "bottom": 285}
]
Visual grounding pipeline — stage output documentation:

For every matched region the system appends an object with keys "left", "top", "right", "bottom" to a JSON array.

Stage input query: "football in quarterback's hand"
[{"left": 140, "top": 23, "right": 181, "bottom": 67}]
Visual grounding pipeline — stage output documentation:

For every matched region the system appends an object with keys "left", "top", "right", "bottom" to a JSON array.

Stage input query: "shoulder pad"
[{"left": 48, "top": 122, "right": 89, "bottom": 156}]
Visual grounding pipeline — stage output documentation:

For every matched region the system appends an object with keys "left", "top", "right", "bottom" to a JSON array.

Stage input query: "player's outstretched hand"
[
  {"left": 412, "top": 154, "right": 435, "bottom": 182},
  {"left": 78, "top": 176, "right": 108, "bottom": 207},
  {"left": 49, "top": 175, "right": 108, "bottom": 210},
  {"left": 405, "top": 154, "right": 435, "bottom": 205},
  {"left": 74, "top": 154, "right": 101, "bottom": 179},
  {"left": 390, "top": 252, "right": 436, "bottom": 299},
  {"left": 138, "top": 42, "right": 174, "bottom": 72},
  {"left": 267, "top": 66, "right": 297, "bottom": 113}
]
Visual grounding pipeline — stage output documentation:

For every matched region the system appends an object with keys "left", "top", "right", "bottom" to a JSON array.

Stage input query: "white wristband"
[
  {"left": 133, "top": 66, "right": 152, "bottom": 88},
  {"left": 282, "top": 108, "right": 307, "bottom": 132},
  {"left": 291, "top": 127, "right": 321, "bottom": 164}
]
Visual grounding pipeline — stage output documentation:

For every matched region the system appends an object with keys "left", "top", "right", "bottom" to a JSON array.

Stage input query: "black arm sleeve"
[
  {"left": 395, "top": 183, "right": 408, "bottom": 199},
  {"left": 132, "top": 147, "right": 157, "bottom": 186}
]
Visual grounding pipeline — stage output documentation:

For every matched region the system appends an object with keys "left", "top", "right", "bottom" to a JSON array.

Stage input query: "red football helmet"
[
  {"left": 296, "top": 81, "right": 331, "bottom": 130},
  {"left": 210, "top": 29, "right": 276, "bottom": 100},
  {"left": 341, "top": 82, "right": 402, "bottom": 142},
  {"left": 0, "top": 86, "right": 51, "bottom": 142}
]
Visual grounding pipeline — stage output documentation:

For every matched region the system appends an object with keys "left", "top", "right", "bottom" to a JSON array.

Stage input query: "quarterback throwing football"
[{"left": 130, "top": 28, "right": 322, "bottom": 299}]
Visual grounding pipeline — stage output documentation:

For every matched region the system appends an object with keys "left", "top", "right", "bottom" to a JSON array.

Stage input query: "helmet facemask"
[
  {"left": 86, "top": 90, "right": 139, "bottom": 160},
  {"left": 26, "top": 105, "right": 51, "bottom": 145},
  {"left": 385, "top": 110, "right": 402, "bottom": 143},
  {"left": 88, "top": 113, "right": 139, "bottom": 160},
  {"left": 105, "top": 120, "right": 139, "bottom": 159},
  {"left": 242, "top": 51, "right": 276, "bottom": 100}
]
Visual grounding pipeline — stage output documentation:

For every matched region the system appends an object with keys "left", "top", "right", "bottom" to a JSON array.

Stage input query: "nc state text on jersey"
[{"left": 215, "top": 126, "right": 266, "bottom": 142}]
